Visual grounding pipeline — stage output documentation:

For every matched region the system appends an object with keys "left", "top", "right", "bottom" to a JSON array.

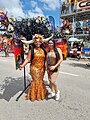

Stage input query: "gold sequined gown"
[{"left": 26, "top": 48, "right": 47, "bottom": 101}]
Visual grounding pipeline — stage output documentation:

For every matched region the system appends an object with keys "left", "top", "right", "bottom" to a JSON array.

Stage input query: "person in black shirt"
[
  {"left": 71, "top": 0, "right": 74, "bottom": 13},
  {"left": 61, "top": 2, "right": 66, "bottom": 14}
]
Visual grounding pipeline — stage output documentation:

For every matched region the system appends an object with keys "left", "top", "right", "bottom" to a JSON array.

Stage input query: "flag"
[
  {"left": 14, "top": 39, "right": 24, "bottom": 70},
  {"left": 49, "top": 16, "right": 55, "bottom": 32}
]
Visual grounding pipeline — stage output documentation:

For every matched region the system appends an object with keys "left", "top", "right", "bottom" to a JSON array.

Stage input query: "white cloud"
[
  {"left": 28, "top": 11, "right": 44, "bottom": 18},
  {"left": 27, "top": 6, "right": 44, "bottom": 18},
  {"left": 33, "top": 7, "right": 44, "bottom": 14},
  {"left": 31, "top": 1, "right": 38, "bottom": 8},
  {"left": 0, "top": 0, "right": 25, "bottom": 18},
  {"left": 0, "top": 0, "right": 45, "bottom": 19},
  {"left": 27, "top": 1, "right": 44, "bottom": 18},
  {"left": 39, "top": 0, "right": 60, "bottom": 10},
  {"left": 43, "top": 4, "right": 51, "bottom": 10}
]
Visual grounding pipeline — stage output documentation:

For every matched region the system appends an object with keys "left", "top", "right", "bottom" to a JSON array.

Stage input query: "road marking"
[
  {"left": 60, "top": 71, "right": 79, "bottom": 77},
  {"left": 0, "top": 59, "right": 7, "bottom": 62}
]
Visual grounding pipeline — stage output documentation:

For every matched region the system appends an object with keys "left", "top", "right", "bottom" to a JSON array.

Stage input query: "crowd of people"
[
  {"left": 61, "top": 0, "right": 77, "bottom": 14},
  {"left": 67, "top": 41, "right": 84, "bottom": 59},
  {"left": 60, "top": 18, "right": 90, "bottom": 36},
  {"left": 75, "top": 19, "right": 90, "bottom": 34},
  {"left": 61, "top": 0, "right": 90, "bottom": 15},
  {"left": 0, "top": 34, "right": 14, "bottom": 57}
]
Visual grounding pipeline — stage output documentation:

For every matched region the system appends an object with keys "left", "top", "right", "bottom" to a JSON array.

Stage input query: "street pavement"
[{"left": 0, "top": 52, "right": 90, "bottom": 120}]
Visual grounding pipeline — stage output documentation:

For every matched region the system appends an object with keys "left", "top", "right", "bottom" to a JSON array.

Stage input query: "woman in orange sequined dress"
[{"left": 19, "top": 34, "right": 53, "bottom": 101}]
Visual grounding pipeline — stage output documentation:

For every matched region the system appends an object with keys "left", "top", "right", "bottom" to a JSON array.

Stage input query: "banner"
[
  {"left": 49, "top": 16, "right": 55, "bottom": 32},
  {"left": 14, "top": 39, "right": 24, "bottom": 70},
  {"left": 77, "top": 0, "right": 90, "bottom": 10}
]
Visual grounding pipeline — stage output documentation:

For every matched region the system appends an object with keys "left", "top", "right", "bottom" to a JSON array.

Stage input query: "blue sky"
[{"left": 0, "top": 0, "right": 65, "bottom": 27}]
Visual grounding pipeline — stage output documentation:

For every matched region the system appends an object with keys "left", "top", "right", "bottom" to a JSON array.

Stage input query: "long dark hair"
[
  {"left": 29, "top": 43, "right": 47, "bottom": 63},
  {"left": 48, "top": 39, "right": 60, "bottom": 63}
]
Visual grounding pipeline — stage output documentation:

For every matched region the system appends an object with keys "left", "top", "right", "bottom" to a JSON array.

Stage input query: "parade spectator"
[
  {"left": 3, "top": 35, "right": 9, "bottom": 57},
  {"left": 67, "top": 41, "right": 71, "bottom": 54},
  {"left": 82, "top": 19, "right": 88, "bottom": 34},
  {"left": 0, "top": 36, "right": 4, "bottom": 51},
  {"left": 4, "top": 41, "right": 9, "bottom": 57},
  {"left": 60, "top": 20, "right": 66, "bottom": 32},
  {"left": 71, "top": 0, "right": 74, "bottom": 13},
  {"left": 77, "top": 43, "right": 83, "bottom": 60},
  {"left": 75, "top": 21, "right": 83, "bottom": 34},
  {"left": 61, "top": 2, "right": 66, "bottom": 14},
  {"left": 81, "top": 42, "right": 84, "bottom": 48},
  {"left": 65, "top": 18, "right": 70, "bottom": 29},
  {"left": 74, "top": 0, "right": 77, "bottom": 12},
  {"left": 73, "top": 42, "right": 77, "bottom": 49},
  {"left": 69, "top": 22, "right": 73, "bottom": 34},
  {"left": 87, "top": 19, "right": 90, "bottom": 32},
  {"left": 66, "top": 0, "right": 70, "bottom": 14},
  {"left": 60, "top": 18, "right": 69, "bottom": 33},
  {"left": 46, "top": 39, "right": 63, "bottom": 101}
]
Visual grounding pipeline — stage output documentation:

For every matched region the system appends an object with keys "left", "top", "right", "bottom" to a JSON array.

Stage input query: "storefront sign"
[{"left": 77, "top": 0, "right": 90, "bottom": 10}]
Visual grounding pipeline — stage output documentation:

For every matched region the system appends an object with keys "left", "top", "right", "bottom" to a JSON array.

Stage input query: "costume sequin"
[{"left": 26, "top": 48, "right": 47, "bottom": 101}]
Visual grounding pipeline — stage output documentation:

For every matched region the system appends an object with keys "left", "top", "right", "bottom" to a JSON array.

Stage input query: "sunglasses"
[
  {"left": 48, "top": 42, "right": 53, "bottom": 45},
  {"left": 35, "top": 41, "right": 42, "bottom": 43}
]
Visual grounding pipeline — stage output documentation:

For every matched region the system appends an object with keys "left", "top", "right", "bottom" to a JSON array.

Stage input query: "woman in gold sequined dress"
[{"left": 19, "top": 34, "right": 53, "bottom": 101}]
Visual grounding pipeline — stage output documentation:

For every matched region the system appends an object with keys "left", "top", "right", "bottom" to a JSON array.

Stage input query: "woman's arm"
[
  {"left": 54, "top": 48, "right": 63, "bottom": 68},
  {"left": 45, "top": 55, "right": 51, "bottom": 74},
  {"left": 45, "top": 54, "right": 49, "bottom": 70},
  {"left": 19, "top": 50, "right": 31, "bottom": 70}
]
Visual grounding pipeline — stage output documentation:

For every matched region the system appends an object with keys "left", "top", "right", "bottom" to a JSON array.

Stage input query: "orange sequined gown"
[{"left": 26, "top": 47, "right": 47, "bottom": 101}]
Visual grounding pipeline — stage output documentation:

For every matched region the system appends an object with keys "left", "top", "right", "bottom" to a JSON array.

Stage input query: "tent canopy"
[{"left": 68, "top": 37, "right": 82, "bottom": 42}]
